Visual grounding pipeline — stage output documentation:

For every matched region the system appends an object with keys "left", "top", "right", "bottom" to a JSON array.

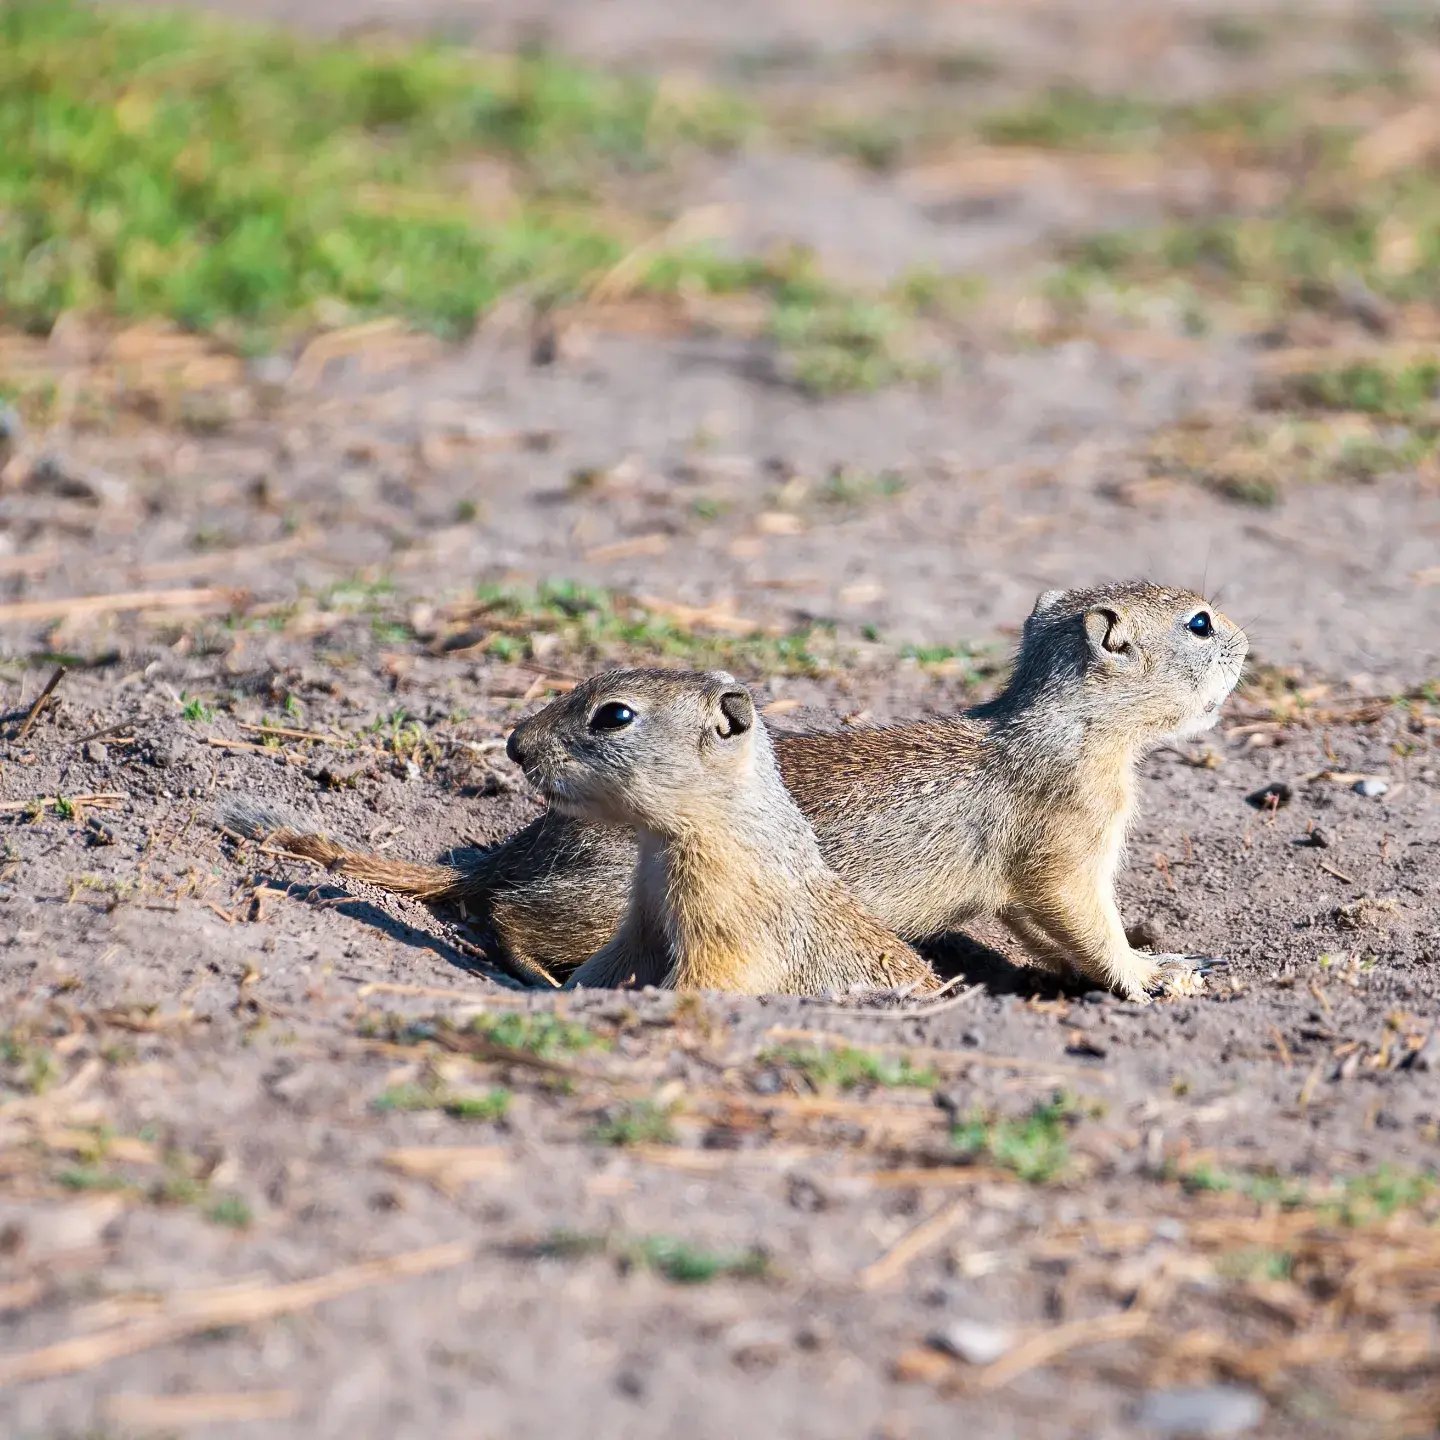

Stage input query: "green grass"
[
  {"left": 470, "top": 1011, "right": 601, "bottom": 1059},
  {"left": 57, "top": 1155, "right": 254, "bottom": 1227},
  {"left": 645, "top": 246, "right": 935, "bottom": 396},
  {"left": 629, "top": 1236, "right": 769, "bottom": 1284},
  {"left": 979, "top": 82, "right": 1315, "bottom": 162},
  {"left": 818, "top": 465, "right": 907, "bottom": 507},
  {"left": 771, "top": 285, "right": 935, "bottom": 394},
  {"left": 0, "top": 0, "right": 748, "bottom": 343},
  {"left": 898, "top": 640, "right": 1000, "bottom": 683},
  {"left": 470, "top": 579, "right": 832, "bottom": 676},
  {"left": 1215, "top": 1247, "right": 1294, "bottom": 1282},
  {"left": 1146, "top": 408, "right": 1437, "bottom": 507},
  {"left": 894, "top": 267, "right": 986, "bottom": 323},
  {"left": 592, "top": 1100, "right": 677, "bottom": 1147},
  {"left": 951, "top": 1093, "right": 1079, "bottom": 1183},
  {"left": 0, "top": 1031, "right": 55, "bottom": 1096},
  {"left": 1176, "top": 1159, "right": 1240, "bottom": 1195},
  {"left": 1055, "top": 162, "right": 1440, "bottom": 325},
  {"left": 760, "top": 1044, "right": 937, "bottom": 1091},
  {"left": 980, "top": 85, "right": 1162, "bottom": 151},
  {"left": 1173, "top": 1161, "right": 1437, "bottom": 1225},
  {"left": 1330, "top": 429, "right": 1436, "bottom": 480},
  {"left": 0, "top": 3, "right": 928, "bottom": 394},
  {"left": 180, "top": 695, "right": 214, "bottom": 723},
  {"left": 151, "top": 1164, "right": 205, "bottom": 1207},
  {"left": 1003, "top": 75, "right": 1440, "bottom": 326},
  {"left": 533, "top": 1230, "right": 767, "bottom": 1284},
  {"left": 371, "top": 619, "right": 413, "bottom": 646},
  {"left": 57, "top": 1164, "right": 129, "bottom": 1192},
  {"left": 205, "top": 1192, "right": 254, "bottom": 1228},
  {"left": 1203, "top": 15, "right": 1270, "bottom": 56},
  {"left": 815, "top": 114, "right": 919, "bottom": 174},
  {"left": 531, "top": 1229, "right": 610, "bottom": 1260},
  {"left": 901, "top": 644, "right": 961, "bottom": 664},
  {"left": 1332, "top": 1166, "right": 1437, "bottom": 1224},
  {"left": 373, "top": 1083, "right": 512, "bottom": 1121},
  {"left": 1261, "top": 359, "right": 1440, "bottom": 420}
]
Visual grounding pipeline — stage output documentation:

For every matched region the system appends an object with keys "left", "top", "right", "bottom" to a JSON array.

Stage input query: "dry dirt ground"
[{"left": 2, "top": 2, "right": 1440, "bottom": 1438}]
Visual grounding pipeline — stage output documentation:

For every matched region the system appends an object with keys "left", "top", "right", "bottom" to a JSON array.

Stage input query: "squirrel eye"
[
  {"left": 589, "top": 701, "right": 636, "bottom": 732},
  {"left": 1187, "top": 611, "right": 1214, "bottom": 639}
]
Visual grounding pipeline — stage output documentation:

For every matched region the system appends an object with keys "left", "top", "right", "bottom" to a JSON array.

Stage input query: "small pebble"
[
  {"left": 932, "top": 1088, "right": 964, "bottom": 1116},
  {"left": 1335, "top": 273, "right": 1394, "bottom": 335},
  {"left": 245, "top": 354, "right": 293, "bottom": 391},
  {"left": 0, "top": 404, "right": 23, "bottom": 454},
  {"left": 84, "top": 740, "right": 109, "bottom": 766},
  {"left": 147, "top": 738, "right": 182, "bottom": 769},
  {"left": 926, "top": 1320, "right": 1013, "bottom": 1366},
  {"left": 1136, "top": 1385, "right": 1264, "bottom": 1437},
  {"left": 1303, "top": 826, "right": 1330, "bottom": 848},
  {"left": 725, "top": 1321, "right": 787, "bottom": 1366},
  {"left": 1353, "top": 777, "right": 1388, "bottom": 799},
  {"left": 786, "top": 1176, "right": 826, "bottom": 1213},
  {"left": 1126, "top": 917, "right": 1167, "bottom": 951},
  {"left": 1407, "top": 1036, "right": 1440, "bottom": 1073},
  {"left": 1245, "top": 781, "right": 1291, "bottom": 811},
  {"left": 613, "top": 1369, "right": 645, "bottom": 1400},
  {"left": 29, "top": 452, "right": 129, "bottom": 507}
]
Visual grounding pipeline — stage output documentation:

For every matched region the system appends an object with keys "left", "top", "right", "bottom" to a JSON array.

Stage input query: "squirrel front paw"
[{"left": 1145, "top": 953, "right": 1228, "bottom": 1000}]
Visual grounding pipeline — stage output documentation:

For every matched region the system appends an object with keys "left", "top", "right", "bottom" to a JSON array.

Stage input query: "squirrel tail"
[{"left": 214, "top": 797, "right": 468, "bottom": 900}]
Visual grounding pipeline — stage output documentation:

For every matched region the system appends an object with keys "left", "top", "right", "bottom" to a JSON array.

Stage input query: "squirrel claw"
[{"left": 1146, "top": 953, "right": 1226, "bottom": 999}]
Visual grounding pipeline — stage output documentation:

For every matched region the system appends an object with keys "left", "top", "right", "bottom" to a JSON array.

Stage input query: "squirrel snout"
[{"left": 505, "top": 728, "right": 527, "bottom": 766}]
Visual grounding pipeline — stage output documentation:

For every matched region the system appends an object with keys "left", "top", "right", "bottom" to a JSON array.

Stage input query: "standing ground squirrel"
[
  {"left": 217, "top": 581, "right": 1247, "bottom": 1002},
  {"left": 501, "top": 668, "right": 939, "bottom": 994}
]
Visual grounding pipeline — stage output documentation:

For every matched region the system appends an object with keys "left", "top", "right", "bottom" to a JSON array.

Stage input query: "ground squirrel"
[
  {"left": 218, "top": 581, "right": 1247, "bottom": 1002},
  {"left": 500, "top": 668, "right": 939, "bottom": 994}
]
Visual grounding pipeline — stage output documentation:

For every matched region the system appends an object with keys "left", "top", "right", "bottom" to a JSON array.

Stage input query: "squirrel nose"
[{"left": 505, "top": 728, "right": 526, "bottom": 766}]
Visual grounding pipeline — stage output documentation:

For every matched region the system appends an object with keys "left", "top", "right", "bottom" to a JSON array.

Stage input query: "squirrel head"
[
  {"left": 1015, "top": 581, "right": 1248, "bottom": 742},
  {"left": 505, "top": 668, "right": 765, "bottom": 833}
]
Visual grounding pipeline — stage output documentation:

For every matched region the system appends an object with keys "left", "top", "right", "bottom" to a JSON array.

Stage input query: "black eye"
[
  {"left": 1187, "top": 611, "right": 1214, "bottom": 639},
  {"left": 589, "top": 701, "right": 635, "bottom": 731}
]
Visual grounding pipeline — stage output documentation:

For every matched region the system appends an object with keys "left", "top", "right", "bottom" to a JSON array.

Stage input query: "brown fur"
[
  {"left": 218, "top": 581, "right": 1247, "bottom": 1001},
  {"left": 494, "top": 668, "right": 937, "bottom": 995}
]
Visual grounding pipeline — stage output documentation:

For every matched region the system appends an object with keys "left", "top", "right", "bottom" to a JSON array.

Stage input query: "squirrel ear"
[
  {"left": 715, "top": 690, "right": 754, "bottom": 738},
  {"left": 1031, "top": 589, "right": 1066, "bottom": 618},
  {"left": 1083, "top": 607, "right": 1137, "bottom": 666}
]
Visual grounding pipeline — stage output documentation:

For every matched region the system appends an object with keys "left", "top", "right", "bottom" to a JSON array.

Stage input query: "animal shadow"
[
  {"left": 259, "top": 875, "right": 524, "bottom": 988},
  {"left": 919, "top": 931, "right": 1094, "bottom": 1001}
]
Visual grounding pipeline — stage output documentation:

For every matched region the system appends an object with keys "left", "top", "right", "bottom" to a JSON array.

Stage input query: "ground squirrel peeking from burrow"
[
  {"left": 500, "top": 668, "right": 940, "bottom": 994},
  {"left": 215, "top": 581, "right": 1248, "bottom": 1002}
]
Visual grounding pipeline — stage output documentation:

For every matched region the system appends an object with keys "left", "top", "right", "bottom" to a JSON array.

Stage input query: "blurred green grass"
[
  {"left": 0, "top": 1, "right": 937, "bottom": 395},
  {"left": 20, "top": 2, "right": 1423, "bottom": 399},
  {"left": 1011, "top": 81, "right": 1440, "bottom": 322},
  {"left": 0, "top": 0, "right": 751, "bottom": 343}
]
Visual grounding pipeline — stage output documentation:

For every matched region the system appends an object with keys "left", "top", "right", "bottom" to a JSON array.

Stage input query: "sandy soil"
[{"left": 3, "top": 2, "right": 1440, "bottom": 1437}]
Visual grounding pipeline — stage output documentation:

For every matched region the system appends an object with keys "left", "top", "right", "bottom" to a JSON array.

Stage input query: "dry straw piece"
[
  {"left": 0, "top": 586, "right": 241, "bottom": 625},
  {"left": 0, "top": 1241, "right": 475, "bottom": 1388}
]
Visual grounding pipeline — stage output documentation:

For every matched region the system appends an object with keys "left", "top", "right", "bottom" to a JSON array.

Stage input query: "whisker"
[{"left": 1228, "top": 611, "right": 1269, "bottom": 636}]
